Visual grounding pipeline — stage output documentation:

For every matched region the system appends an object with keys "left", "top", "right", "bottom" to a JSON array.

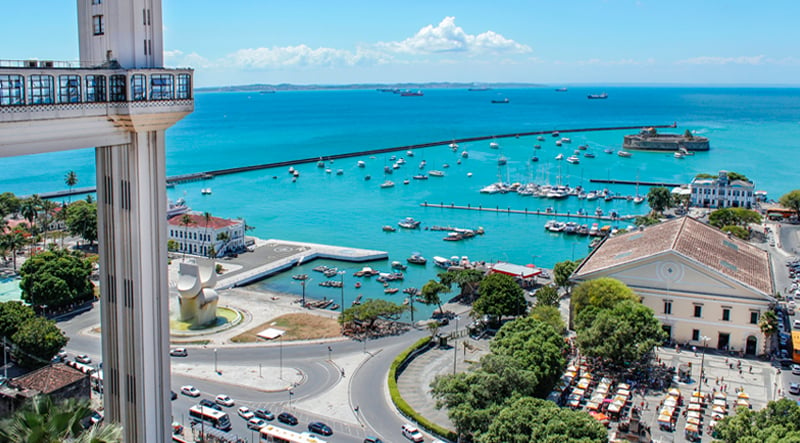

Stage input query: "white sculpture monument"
[{"left": 177, "top": 262, "right": 219, "bottom": 327}]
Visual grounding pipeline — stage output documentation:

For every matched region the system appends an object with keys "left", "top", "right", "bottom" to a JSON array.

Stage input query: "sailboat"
[{"left": 633, "top": 173, "right": 645, "bottom": 204}]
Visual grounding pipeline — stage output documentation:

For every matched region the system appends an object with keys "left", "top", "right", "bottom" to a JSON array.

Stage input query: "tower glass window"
[
  {"left": 92, "top": 15, "right": 104, "bottom": 35},
  {"left": 85, "top": 75, "right": 107, "bottom": 102},
  {"left": 150, "top": 74, "right": 173, "bottom": 100},
  {"left": 177, "top": 74, "right": 191, "bottom": 99},
  {"left": 131, "top": 74, "right": 146, "bottom": 101},
  {"left": 58, "top": 75, "right": 82, "bottom": 103},
  {"left": 109, "top": 75, "right": 126, "bottom": 102},
  {"left": 0, "top": 75, "right": 25, "bottom": 105},
  {"left": 28, "top": 75, "right": 54, "bottom": 104}
]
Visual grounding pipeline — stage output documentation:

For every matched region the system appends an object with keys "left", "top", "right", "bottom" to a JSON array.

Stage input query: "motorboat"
[
  {"left": 633, "top": 195, "right": 645, "bottom": 204},
  {"left": 403, "top": 179, "right": 410, "bottom": 185},
  {"left": 555, "top": 87, "right": 568, "bottom": 92},
  {"left": 428, "top": 170, "right": 445, "bottom": 177},
  {"left": 617, "top": 151, "right": 632, "bottom": 157},
  {"left": 531, "top": 156, "right": 539, "bottom": 162},
  {"left": 564, "top": 222, "right": 579, "bottom": 234},
  {"left": 418, "top": 160, "right": 427, "bottom": 169},
  {"left": 604, "top": 148, "right": 614, "bottom": 154},
  {"left": 589, "top": 223, "right": 600, "bottom": 236},
  {"left": 398, "top": 217, "right": 421, "bottom": 229},
  {"left": 534, "top": 144, "right": 541, "bottom": 149},
  {"left": 555, "top": 140, "right": 562, "bottom": 147},
  {"left": 461, "top": 150, "right": 469, "bottom": 158},
  {"left": 336, "top": 169, "right": 344, "bottom": 175},
  {"left": 167, "top": 198, "right": 190, "bottom": 218},
  {"left": 433, "top": 256, "right": 451, "bottom": 269},
  {"left": 391, "top": 261, "right": 408, "bottom": 270},
  {"left": 489, "top": 142, "right": 500, "bottom": 149},
  {"left": 497, "top": 156, "right": 507, "bottom": 166},
  {"left": 406, "top": 150, "right": 414, "bottom": 157},
  {"left": 413, "top": 174, "right": 428, "bottom": 180},
  {"left": 586, "top": 192, "right": 598, "bottom": 201},
  {"left": 587, "top": 92, "right": 608, "bottom": 99},
  {"left": 561, "top": 137, "right": 572, "bottom": 144},
  {"left": 357, "top": 160, "right": 366, "bottom": 168},
  {"left": 547, "top": 221, "right": 567, "bottom": 232},
  {"left": 491, "top": 98, "right": 509, "bottom": 104},
  {"left": 442, "top": 163, "right": 450, "bottom": 168},
  {"left": 674, "top": 151, "right": 684, "bottom": 159},
  {"left": 407, "top": 253, "right": 427, "bottom": 265},
  {"left": 467, "top": 172, "right": 473, "bottom": 177},
  {"left": 384, "top": 165, "right": 393, "bottom": 174},
  {"left": 584, "top": 152, "right": 596, "bottom": 158},
  {"left": 537, "top": 135, "right": 545, "bottom": 141},
  {"left": 380, "top": 180, "right": 395, "bottom": 188},
  {"left": 449, "top": 142, "right": 459, "bottom": 150},
  {"left": 578, "top": 145, "right": 588, "bottom": 150},
  {"left": 566, "top": 156, "right": 580, "bottom": 164},
  {"left": 364, "top": 175, "right": 371, "bottom": 181},
  {"left": 382, "top": 225, "right": 397, "bottom": 232},
  {"left": 201, "top": 188, "right": 212, "bottom": 195},
  {"left": 317, "top": 160, "right": 325, "bottom": 168},
  {"left": 443, "top": 232, "right": 463, "bottom": 241},
  {"left": 292, "top": 274, "right": 308, "bottom": 280},
  {"left": 555, "top": 153, "right": 564, "bottom": 160},
  {"left": 325, "top": 169, "right": 332, "bottom": 173}
]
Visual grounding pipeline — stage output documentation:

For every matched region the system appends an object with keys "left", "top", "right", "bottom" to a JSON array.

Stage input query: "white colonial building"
[
  {"left": 168, "top": 213, "right": 245, "bottom": 257},
  {"left": 572, "top": 217, "right": 774, "bottom": 356},
  {"left": 690, "top": 170, "right": 755, "bottom": 209}
]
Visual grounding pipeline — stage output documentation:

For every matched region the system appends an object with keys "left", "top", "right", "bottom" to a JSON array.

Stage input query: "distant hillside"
[{"left": 196, "top": 82, "right": 545, "bottom": 93}]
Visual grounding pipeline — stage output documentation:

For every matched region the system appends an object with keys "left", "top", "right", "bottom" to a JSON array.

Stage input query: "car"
[
  {"left": 238, "top": 407, "right": 254, "bottom": 420},
  {"left": 170, "top": 390, "right": 177, "bottom": 401},
  {"left": 308, "top": 421, "right": 333, "bottom": 436},
  {"left": 199, "top": 399, "right": 221, "bottom": 411},
  {"left": 51, "top": 351, "right": 68, "bottom": 363},
  {"left": 794, "top": 319, "right": 800, "bottom": 329},
  {"left": 791, "top": 383, "right": 800, "bottom": 395},
  {"left": 180, "top": 385, "right": 200, "bottom": 397},
  {"left": 254, "top": 408, "right": 274, "bottom": 421},
  {"left": 401, "top": 424, "right": 424, "bottom": 443},
  {"left": 247, "top": 418, "right": 266, "bottom": 430},
  {"left": 277, "top": 412, "right": 298, "bottom": 426},
  {"left": 793, "top": 364, "right": 800, "bottom": 375},
  {"left": 170, "top": 348, "right": 188, "bottom": 357},
  {"left": 75, "top": 354, "right": 92, "bottom": 364},
  {"left": 215, "top": 394, "right": 234, "bottom": 407},
  {"left": 363, "top": 438, "right": 385, "bottom": 443}
]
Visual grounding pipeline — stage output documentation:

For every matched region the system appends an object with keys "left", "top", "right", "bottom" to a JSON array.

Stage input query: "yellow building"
[{"left": 572, "top": 217, "right": 774, "bottom": 355}]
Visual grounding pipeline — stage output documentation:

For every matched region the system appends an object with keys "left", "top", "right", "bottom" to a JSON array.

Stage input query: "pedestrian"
[
  {"left": 749, "top": 365, "right": 752, "bottom": 374},
  {"left": 739, "top": 368, "right": 743, "bottom": 375},
  {"left": 341, "top": 368, "right": 345, "bottom": 377}
]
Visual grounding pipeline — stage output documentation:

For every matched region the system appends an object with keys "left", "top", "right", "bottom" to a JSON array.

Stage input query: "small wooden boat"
[
  {"left": 355, "top": 282, "right": 362, "bottom": 289},
  {"left": 292, "top": 274, "right": 308, "bottom": 280},
  {"left": 385, "top": 287, "right": 399, "bottom": 294},
  {"left": 329, "top": 303, "right": 340, "bottom": 311}
]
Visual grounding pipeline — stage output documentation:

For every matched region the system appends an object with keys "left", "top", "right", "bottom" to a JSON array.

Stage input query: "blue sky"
[{"left": 4, "top": 0, "right": 800, "bottom": 87}]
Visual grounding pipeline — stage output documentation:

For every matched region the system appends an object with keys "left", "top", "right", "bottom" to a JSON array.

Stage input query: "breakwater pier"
[
  {"left": 590, "top": 179, "right": 682, "bottom": 187},
  {"left": 34, "top": 123, "right": 676, "bottom": 199},
  {"left": 420, "top": 202, "right": 637, "bottom": 221}
]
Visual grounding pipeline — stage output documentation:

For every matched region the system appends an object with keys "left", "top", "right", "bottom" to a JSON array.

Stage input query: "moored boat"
[
  {"left": 428, "top": 170, "right": 445, "bottom": 177},
  {"left": 617, "top": 150, "right": 632, "bottom": 157},
  {"left": 407, "top": 253, "right": 427, "bottom": 265},
  {"left": 292, "top": 274, "right": 308, "bottom": 280},
  {"left": 391, "top": 261, "right": 408, "bottom": 270},
  {"left": 382, "top": 225, "right": 396, "bottom": 232},
  {"left": 587, "top": 92, "right": 608, "bottom": 99},
  {"left": 566, "top": 155, "right": 580, "bottom": 164},
  {"left": 398, "top": 217, "right": 421, "bottom": 229},
  {"left": 380, "top": 180, "right": 395, "bottom": 188},
  {"left": 433, "top": 256, "right": 451, "bottom": 269},
  {"left": 489, "top": 142, "right": 500, "bottom": 149}
]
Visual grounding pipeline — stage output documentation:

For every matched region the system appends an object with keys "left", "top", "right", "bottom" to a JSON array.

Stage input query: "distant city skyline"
[{"left": 5, "top": 0, "right": 800, "bottom": 87}]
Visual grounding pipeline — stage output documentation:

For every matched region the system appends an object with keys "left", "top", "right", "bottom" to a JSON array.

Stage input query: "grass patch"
[
  {"left": 231, "top": 313, "right": 341, "bottom": 343},
  {"left": 169, "top": 307, "right": 241, "bottom": 331}
]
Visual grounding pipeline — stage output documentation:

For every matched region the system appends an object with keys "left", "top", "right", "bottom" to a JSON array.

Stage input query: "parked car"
[
  {"left": 363, "top": 438, "right": 384, "bottom": 443},
  {"left": 170, "top": 348, "right": 188, "bottom": 357},
  {"left": 401, "top": 424, "right": 424, "bottom": 443},
  {"left": 238, "top": 407, "right": 254, "bottom": 420},
  {"left": 790, "top": 383, "right": 800, "bottom": 395},
  {"left": 215, "top": 395, "right": 234, "bottom": 407},
  {"left": 180, "top": 385, "right": 200, "bottom": 397},
  {"left": 277, "top": 412, "right": 298, "bottom": 426},
  {"left": 75, "top": 354, "right": 92, "bottom": 364},
  {"left": 199, "top": 399, "right": 221, "bottom": 411},
  {"left": 793, "top": 364, "right": 800, "bottom": 375},
  {"left": 254, "top": 408, "right": 274, "bottom": 421},
  {"left": 308, "top": 421, "right": 333, "bottom": 436},
  {"left": 247, "top": 418, "right": 267, "bottom": 430}
]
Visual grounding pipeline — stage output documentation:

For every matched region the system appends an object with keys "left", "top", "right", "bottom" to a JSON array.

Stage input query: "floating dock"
[{"left": 420, "top": 202, "right": 637, "bottom": 221}]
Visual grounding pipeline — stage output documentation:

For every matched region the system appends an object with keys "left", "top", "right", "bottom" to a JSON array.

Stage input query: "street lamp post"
[
  {"left": 327, "top": 345, "right": 332, "bottom": 361},
  {"left": 338, "top": 271, "right": 346, "bottom": 315},
  {"left": 279, "top": 334, "right": 283, "bottom": 380},
  {"left": 213, "top": 348, "right": 218, "bottom": 374},
  {"left": 301, "top": 278, "right": 307, "bottom": 307},
  {"left": 699, "top": 336, "right": 710, "bottom": 390},
  {"left": 289, "top": 389, "right": 294, "bottom": 408},
  {"left": 453, "top": 316, "right": 460, "bottom": 375}
]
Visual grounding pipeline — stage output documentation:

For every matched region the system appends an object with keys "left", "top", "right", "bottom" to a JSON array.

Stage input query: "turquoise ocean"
[{"left": 1, "top": 86, "right": 799, "bottom": 315}]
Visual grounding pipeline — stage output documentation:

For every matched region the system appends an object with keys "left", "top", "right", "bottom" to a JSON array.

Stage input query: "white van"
[{"left": 401, "top": 424, "right": 424, "bottom": 443}]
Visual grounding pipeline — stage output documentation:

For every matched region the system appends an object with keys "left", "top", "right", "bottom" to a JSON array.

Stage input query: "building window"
[
  {"left": 722, "top": 308, "right": 731, "bottom": 322},
  {"left": 130, "top": 74, "right": 146, "bottom": 101},
  {"left": 664, "top": 301, "right": 672, "bottom": 315},
  {"left": 0, "top": 75, "right": 25, "bottom": 105},
  {"left": 150, "top": 74, "right": 173, "bottom": 100},
  {"left": 58, "top": 75, "right": 81, "bottom": 103},
  {"left": 28, "top": 75, "right": 54, "bottom": 104},
  {"left": 750, "top": 312, "right": 759, "bottom": 324},
  {"left": 693, "top": 305, "right": 702, "bottom": 318},
  {"left": 177, "top": 74, "right": 192, "bottom": 99},
  {"left": 692, "top": 329, "right": 700, "bottom": 341},
  {"left": 109, "top": 75, "right": 126, "bottom": 102},
  {"left": 92, "top": 15, "right": 104, "bottom": 35},
  {"left": 92, "top": 0, "right": 102, "bottom": 4},
  {"left": 85, "top": 75, "right": 106, "bottom": 102}
]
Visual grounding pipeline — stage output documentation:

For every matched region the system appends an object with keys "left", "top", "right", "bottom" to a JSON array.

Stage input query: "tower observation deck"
[{"left": 0, "top": 1, "right": 193, "bottom": 441}]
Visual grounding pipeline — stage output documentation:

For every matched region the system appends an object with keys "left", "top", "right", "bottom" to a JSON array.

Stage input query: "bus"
[
  {"left": 259, "top": 425, "right": 326, "bottom": 443},
  {"left": 188, "top": 405, "right": 232, "bottom": 431},
  {"left": 791, "top": 331, "right": 800, "bottom": 364}
]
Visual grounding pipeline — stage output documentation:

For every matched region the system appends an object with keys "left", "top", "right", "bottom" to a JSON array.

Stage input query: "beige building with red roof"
[
  {"left": 572, "top": 217, "right": 774, "bottom": 355},
  {"left": 167, "top": 213, "right": 245, "bottom": 258}
]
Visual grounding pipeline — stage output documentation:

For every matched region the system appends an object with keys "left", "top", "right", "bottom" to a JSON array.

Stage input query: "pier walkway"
[
  {"left": 207, "top": 239, "right": 388, "bottom": 290},
  {"left": 590, "top": 179, "right": 682, "bottom": 187},
  {"left": 420, "top": 202, "right": 638, "bottom": 221},
  {"left": 34, "top": 123, "right": 676, "bottom": 199}
]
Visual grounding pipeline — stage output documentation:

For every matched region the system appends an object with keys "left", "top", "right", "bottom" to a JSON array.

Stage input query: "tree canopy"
[
  {"left": 709, "top": 208, "right": 762, "bottom": 229},
  {"left": 553, "top": 260, "right": 579, "bottom": 294},
  {"left": 721, "top": 225, "right": 750, "bottom": 240},
  {"left": 12, "top": 316, "right": 69, "bottom": 368},
  {"left": 439, "top": 268, "right": 485, "bottom": 301},
  {"left": 530, "top": 305, "right": 566, "bottom": 335},
  {"left": 0, "top": 301, "right": 35, "bottom": 340},
  {"left": 472, "top": 273, "right": 527, "bottom": 321},
  {"left": 338, "top": 299, "right": 406, "bottom": 333},
  {"left": 65, "top": 200, "right": 98, "bottom": 245},
  {"left": 534, "top": 285, "right": 559, "bottom": 307},
  {"left": 646, "top": 187, "right": 673, "bottom": 215},
  {"left": 479, "top": 397, "right": 607, "bottom": 443},
  {"left": 0, "top": 394, "right": 110, "bottom": 443},
  {"left": 779, "top": 190, "right": 800, "bottom": 215},
  {"left": 20, "top": 249, "right": 94, "bottom": 310},
  {"left": 714, "top": 398, "right": 800, "bottom": 443},
  {"left": 420, "top": 279, "right": 450, "bottom": 314},
  {"left": 571, "top": 277, "right": 639, "bottom": 317}
]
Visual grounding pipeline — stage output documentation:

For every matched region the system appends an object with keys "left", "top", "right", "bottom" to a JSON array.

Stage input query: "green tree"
[
  {"left": 779, "top": 190, "right": 800, "bottom": 215},
  {"left": 338, "top": 299, "right": 406, "bottom": 333},
  {"left": 12, "top": 316, "right": 69, "bottom": 368},
  {"left": 534, "top": 285, "right": 559, "bottom": 307},
  {"left": 71, "top": 422, "right": 123, "bottom": 443},
  {"left": 760, "top": 310, "right": 779, "bottom": 354},
  {"left": 0, "top": 301, "right": 36, "bottom": 340},
  {"left": 167, "top": 239, "right": 179, "bottom": 252},
  {"left": 38, "top": 199, "right": 58, "bottom": 250},
  {"left": 553, "top": 260, "right": 579, "bottom": 295},
  {"left": 721, "top": 225, "right": 750, "bottom": 240},
  {"left": 0, "top": 192, "right": 21, "bottom": 217},
  {"left": 646, "top": 186, "right": 672, "bottom": 215},
  {"left": 19, "top": 195, "right": 41, "bottom": 255},
  {"left": 710, "top": 208, "right": 762, "bottom": 228},
  {"left": 439, "top": 268, "right": 485, "bottom": 301},
  {"left": 479, "top": 397, "right": 607, "bottom": 443},
  {"left": 714, "top": 398, "right": 800, "bottom": 442},
  {"left": 420, "top": 279, "right": 450, "bottom": 314},
  {"left": 634, "top": 215, "right": 660, "bottom": 226},
  {"left": 203, "top": 211, "right": 212, "bottom": 258},
  {"left": 727, "top": 171, "right": 750, "bottom": 183},
  {"left": 65, "top": 200, "right": 98, "bottom": 246},
  {"left": 571, "top": 277, "right": 639, "bottom": 318},
  {"left": 64, "top": 170, "right": 78, "bottom": 204},
  {"left": 576, "top": 300, "right": 666, "bottom": 368},
  {"left": 530, "top": 305, "right": 566, "bottom": 335},
  {"left": 472, "top": 273, "right": 527, "bottom": 322},
  {"left": 20, "top": 249, "right": 94, "bottom": 311},
  {"left": 0, "top": 395, "right": 93, "bottom": 442},
  {"left": 0, "top": 230, "right": 26, "bottom": 270}
]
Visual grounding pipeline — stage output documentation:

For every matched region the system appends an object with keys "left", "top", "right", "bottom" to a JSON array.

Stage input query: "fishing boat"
[
  {"left": 380, "top": 180, "right": 395, "bottom": 188},
  {"left": 391, "top": 261, "right": 408, "bottom": 271},
  {"left": 443, "top": 232, "right": 463, "bottom": 241},
  {"left": 329, "top": 303, "right": 340, "bottom": 311},
  {"left": 587, "top": 92, "right": 608, "bottom": 99},
  {"left": 428, "top": 170, "right": 445, "bottom": 177},
  {"left": 382, "top": 225, "right": 396, "bottom": 232},
  {"left": 401, "top": 90, "right": 423, "bottom": 96},
  {"left": 364, "top": 175, "right": 371, "bottom": 181},
  {"left": 555, "top": 87, "right": 568, "bottom": 92},
  {"left": 398, "top": 217, "right": 421, "bottom": 229},
  {"left": 578, "top": 145, "right": 588, "bottom": 150},
  {"left": 407, "top": 253, "right": 427, "bottom": 265},
  {"left": 531, "top": 156, "right": 539, "bottom": 162},
  {"left": 617, "top": 151, "right": 632, "bottom": 157}
]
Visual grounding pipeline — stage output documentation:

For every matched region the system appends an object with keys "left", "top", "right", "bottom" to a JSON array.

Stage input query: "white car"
[
  {"left": 238, "top": 406, "right": 254, "bottom": 420},
  {"left": 793, "top": 364, "right": 800, "bottom": 375},
  {"left": 170, "top": 348, "right": 188, "bottom": 357},
  {"left": 401, "top": 424, "right": 424, "bottom": 443},
  {"left": 180, "top": 385, "right": 200, "bottom": 397},
  {"left": 75, "top": 354, "right": 92, "bottom": 364},
  {"left": 215, "top": 395, "right": 234, "bottom": 407},
  {"left": 247, "top": 418, "right": 266, "bottom": 430},
  {"left": 790, "top": 383, "right": 800, "bottom": 395}
]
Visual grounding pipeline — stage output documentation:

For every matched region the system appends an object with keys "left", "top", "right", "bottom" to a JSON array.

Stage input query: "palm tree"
[
  {"left": 216, "top": 231, "right": 230, "bottom": 256},
  {"left": 203, "top": 211, "right": 212, "bottom": 258},
  {"left": 70, "top": 423, "right": 123, "bottom": 443},
  {"left": 64, "top": 171, "right": 78, "bottom": 204},
  {"left": 38, "top": 199, "right": 58, "bottom": 250},
  {"left": 19, "top": 196, "right": 41, "bottom": 256},
  {"left": 0, "top": 395, "right": 91, "bottom": 442},
  {"left": 760, "top": 310, "right": 779, "bottom": 354},
  {"left": 1, "top": 231, "right": 26, "bottom": 270},
  {"left": 179, "top": 214, "right": 194, "bottom": 260}
]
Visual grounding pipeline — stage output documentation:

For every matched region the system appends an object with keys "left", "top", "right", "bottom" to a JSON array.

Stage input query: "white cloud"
[
  {"left": 676, "top": 55, "right": 766, "bottom": 65},
  {"left": 224, "top": 45, "right": 390, "bottom": 69},
  {"left": 575, "top": 58, "right": 655, "bottom": 66},
  {"left": 377, "top": 17, "right": 530, "bottom": 55}
]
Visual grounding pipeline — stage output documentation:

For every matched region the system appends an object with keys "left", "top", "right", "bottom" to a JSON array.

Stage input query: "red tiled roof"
[
  {"left": 12, "top": 363, "right": 87, "bottom": 394},
  {"left": 168, "top": 213, "right": 240, "bottom": 229},
  {"left": 574, "top": 217, "right": 773, "bottom": 295}
]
